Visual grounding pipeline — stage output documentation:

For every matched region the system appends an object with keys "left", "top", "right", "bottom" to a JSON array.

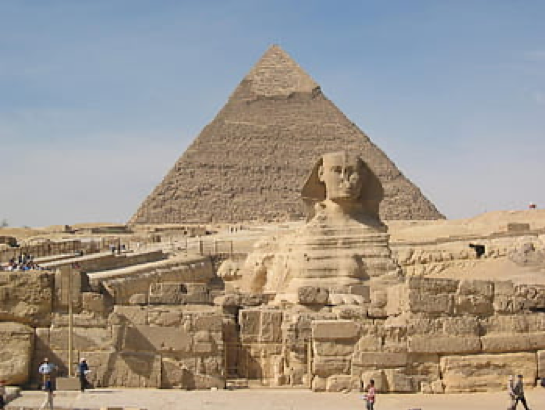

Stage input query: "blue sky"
[{"left": 1, "top": 1, "right": 544, "bottom": 227}]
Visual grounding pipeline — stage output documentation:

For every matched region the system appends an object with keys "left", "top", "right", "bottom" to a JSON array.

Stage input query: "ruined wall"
[{"left": 237, "top": 277, "right": 545, "bottom": 393}]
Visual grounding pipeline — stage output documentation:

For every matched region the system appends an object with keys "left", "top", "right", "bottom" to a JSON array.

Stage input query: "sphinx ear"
[{"left": 318, "top": 165, "right": 325, "bottom": 182}]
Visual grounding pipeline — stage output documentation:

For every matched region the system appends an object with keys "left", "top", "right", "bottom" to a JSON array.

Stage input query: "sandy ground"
[{"left": 7, "top": 388, "right": 545, "bottom": 410}]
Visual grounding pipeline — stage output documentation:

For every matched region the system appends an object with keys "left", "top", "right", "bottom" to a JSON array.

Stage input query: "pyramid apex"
[{"left": 244, "top": 45, "right": 319, "bottom": 97}]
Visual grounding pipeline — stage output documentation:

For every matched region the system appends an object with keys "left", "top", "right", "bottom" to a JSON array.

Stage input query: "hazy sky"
[{"left": 1, "top": 1, "right": 544, "bottom": 227}]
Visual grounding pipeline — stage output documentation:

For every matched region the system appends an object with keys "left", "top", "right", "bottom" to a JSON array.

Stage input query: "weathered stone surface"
[
  {"left": 314, "top": 341, "right": 355, "bottom": 357},
  {"left": 352, "top": 352, "right": 407, "bottom": 369},
  {"left": 408, "top": 336, "right": 481, "bottom": 354},
  {"left": 111, "top": 306, "right": 148, "bottom": 325},
  {"left": 82, "top": 292, "right": 108, "bottom": 315},
  {"left": 313, "top": 357, "right": 350, "bottom": 377},
  {"left": 130, "top": 45, "right": 443, "bottom": 225},
  {"left": 312, "top": 320, "right": 359, "bottom": 341},
  {"left": 538, "top": 350, "right": 545, "bottom": 378},
  {"left": 440, "top": 353, "right": 537, "bottom": 392},
  {"left": 0, "top": 272, "right": 54, "bottom": 326},
  {"left": 107, "top": 352, "right": 162, "bottom": 388},
  {"left": 361, "top": 370, "right": 387, "bottom": 392},
  {"left": 0, "top": 322, "right": 34, "bottom": 384},
  {"left": 49, "top": 326, "right": 112, "bottom": 351},
  {"left": 325, "top": 375, "right": 353, "bottom": 392},
  {"left": 298, "top": 286, "right": 329, "bottom": 305},
  {"left": 384, "top": 369, "right": 416, "bottom": 393},
  {"left": 122, "top": 325, "right": 192, "bottom": 353}
]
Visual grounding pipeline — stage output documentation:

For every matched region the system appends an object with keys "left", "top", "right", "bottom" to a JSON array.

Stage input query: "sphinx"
[{"left": 243, "top": 151, "right": 401, "bottom": 304}]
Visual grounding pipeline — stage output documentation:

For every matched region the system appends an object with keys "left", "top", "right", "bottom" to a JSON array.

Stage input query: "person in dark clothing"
[
  {"left": 77, "top": 358, "right": 89, "bottom": 392},
  {"left": 513, "top": 374, "right": 531, "bottom": 410}
]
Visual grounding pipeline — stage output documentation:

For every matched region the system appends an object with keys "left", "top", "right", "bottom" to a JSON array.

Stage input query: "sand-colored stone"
[{"left": 0, "top": 322, "right": 34, "bottom": 384}]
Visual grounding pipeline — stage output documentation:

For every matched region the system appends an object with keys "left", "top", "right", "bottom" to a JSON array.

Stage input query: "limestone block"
[
  {"left": 361, "top": 370, "right": 387, "bottom": 392},
  {"left": 333, "top": 306, "right": 368, "bottom": 321},
  {"left": 454, "top": 295, "right": 493, "bottom": 316},
  {"left": 384, "top": 369, "right": 416, "bottom": 393},
  {"left": 129, "top": 294, "right": 147, "bottom": 305},
  {"left": 107, "top": 351, "right": 162, "bottom": 388},
  {"left": 457, "top": 280, "right": 494, "bottom": 298},
  {"left": 325, "top": 375, "right": 353, "bottom": 392},
  {"left": 481, "top": 315, "right": 527, "bottom": 334},
  {"left": 528, "top": 332, "right": 545, "bottom": 350},
  {"left": 77, "top": 350, "right": 115, "bottom": 387},
  {"left": 526, "top": 313, "right": 545, "bottom": 332},
  {"left": 352, "top": 352, "right": 407, "bottom": 369},
  {"left": 259, "top": 310, "right": 282, "bottom": 343},
  {"left": 481, "top": 334, "right": 531, "bottom": 353},
  {"left": 367, "top": 307, "right": 388, "bottom": 318},
  {"left": 538, "top": 350, "right": 545, "bottom": 378},
  {"left": 356, "top": 336, "right": 382, "bottom": 352},
  {"left": 0, "top": 272, "right": 54, "bottom": 326},
  {"left": 49, "top": 326, "right": 112, "bottom": 351},
  {"left": 193, "top": 315, "right": 223, "bottom": 332},
  {"left": 408, "top": 336, "right": 481, "bottom": 354},
  {"left": 312, "top": 375, "right": 327, "bottom": 392},
  {"left": 314, "top": 341, "right": 355, "bottom": 357},
  {"left": 386, "top": 284, "right": 408, "bottom": 316},
  {"left": 297, "top": 286, "right": 329, "bottom": 305},
  {"left": 192, "top": 374, "right": 225, "bottom": 389},
  {"left": 147, "top": 308, "right": 183, "bottom": 327},
  {"left": 82, "top": 292, "right": 108, "bottom": 315},
  {"left": 406, "top": 353, "right": 440, "bottom": 379},
  {"left": 370, "top": 290, "right": 387, "bottom": 308},
  {"left": 421, "top": 381, "right": 432, "bottom": 394},
  {"left": 313, "top": 357, "right": 350, "bottom": 377},
  {"left": 431, "top": 379, "right": 444, "bottom": 394},
  {"left": 441, "top": 316, "right": 480, "bottom": 336},
  {"left": 494, "top": 280, "right": 515, "bottom": 296},
  {"left": 0, "top": 322, "right": 34, "bottom": 385},
  {"left": 239, "top": 310, "right": 260, "bottom": 343},
  {"left": 408, "top": 293, "right": 453, "bottom": 315},
  {"left": 407, "top": 277, "right": 459, "bottom": 294},
  {"left": 440, "top": 352, "right": 537, "bottom": 392},
  {"left": 111, "top": 306, "right": 147, "bottom": 325},
  {"left": 312, "top": 320, "right": 359, "bottom": 341},
  {"left": 122, "top": 325, "right": 192, "bottom": 353}
]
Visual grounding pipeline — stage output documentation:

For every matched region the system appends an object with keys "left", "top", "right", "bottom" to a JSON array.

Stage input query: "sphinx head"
[
  {"left": 318, "top": 152, "right": 365, "bottom": 202},
  {"left": 302, "top": 151, "right": 383, "bottom": 219}
]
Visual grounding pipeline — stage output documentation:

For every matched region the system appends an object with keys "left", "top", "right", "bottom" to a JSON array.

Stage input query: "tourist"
[
  {"left": 363, "top": 379, "right": 376, "bottom": 410},
  {"left": 39, "top": 375, "right": 54, "bottom": 410},
  {"left": 513, "top": 374, "right": 531, "bottom": 410},
  {"left": 508, "top": 375, "right": 516, "bottom": 410},
  {"left": 77, "top": 358, "right": 90, "bottom": 392},
  {"left": 38, "top": 358, "right": 56, "bottom": 389},
  {"left": 0, "top": 380, "right": 6, "bottom": 410}
]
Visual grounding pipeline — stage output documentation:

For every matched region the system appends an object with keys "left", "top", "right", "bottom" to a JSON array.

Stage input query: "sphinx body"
[{"left": 244, "top": 152, "right": 401, "bottom": 304}]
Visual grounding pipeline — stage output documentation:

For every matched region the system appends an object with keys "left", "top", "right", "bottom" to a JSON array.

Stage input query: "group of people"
[
  {"left": 2, "top": 254, "right": 46, "bottom": 271},
  {"left": 37, "top": 357, "right": 91, "bottom": 410}
]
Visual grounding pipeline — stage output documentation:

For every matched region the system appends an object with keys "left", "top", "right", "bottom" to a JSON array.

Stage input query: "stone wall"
[{"left": 235, "top": 277, "right": 545, "bottom": 393}]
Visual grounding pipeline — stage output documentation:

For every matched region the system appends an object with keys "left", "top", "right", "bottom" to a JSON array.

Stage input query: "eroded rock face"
[
  {"left": 0, "top": 322, "right": 34, "bottom": 384},
  {"left": 0, "top": 272, "right": 54, "bottom": 326}
]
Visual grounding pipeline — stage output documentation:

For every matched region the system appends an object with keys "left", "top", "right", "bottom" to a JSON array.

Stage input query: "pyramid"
[{"left": 130, "top": 45, "right": 444, "bottom": 224}]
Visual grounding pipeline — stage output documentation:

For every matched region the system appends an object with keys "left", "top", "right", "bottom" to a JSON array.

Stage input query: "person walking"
[
  {"left": 363, "top": 379, "right": 376, "bottom": 410},
  {"left": 77, "top": 358, "right": 90, "bottom": 392},
  {"left": 39, "top": 375, "right": 54, "bottom": 410},
  {"left": 38, "top": 358, "right": 56, "bottom": 390},
  {"left": 513, "top": 374, "right": 531, "bottom": 410}
]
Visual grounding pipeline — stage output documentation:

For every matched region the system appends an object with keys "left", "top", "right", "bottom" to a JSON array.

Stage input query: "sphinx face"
[{"left": 319, "top": 153, "right": 364, "bottom": 201}]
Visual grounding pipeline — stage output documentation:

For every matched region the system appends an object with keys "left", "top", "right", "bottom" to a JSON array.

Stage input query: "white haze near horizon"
[{"left": 1, "top": 1, "right": 544, "bottom": 227}]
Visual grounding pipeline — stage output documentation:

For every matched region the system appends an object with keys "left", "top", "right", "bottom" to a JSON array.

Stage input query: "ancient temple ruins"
[
  {"left": 2, "top": 149, "right": 545, "bottom": 394},
  {"left": 131, "top": 45, "right": 443, "bottom": 224}
]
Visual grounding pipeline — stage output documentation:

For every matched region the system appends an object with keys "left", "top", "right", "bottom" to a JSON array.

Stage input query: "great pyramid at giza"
[{"left": 130, "top": 45, "right": 444, "bottom": 224}]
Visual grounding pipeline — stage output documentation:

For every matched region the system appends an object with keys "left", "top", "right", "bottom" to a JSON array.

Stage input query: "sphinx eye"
[{"left": 332, "top": 166, "right": 342, "bottom": 173}]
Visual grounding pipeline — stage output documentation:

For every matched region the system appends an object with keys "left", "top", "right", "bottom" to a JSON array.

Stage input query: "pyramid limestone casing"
[{"left": 130, "top": 45, "right": 443, "bottom": 224}]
